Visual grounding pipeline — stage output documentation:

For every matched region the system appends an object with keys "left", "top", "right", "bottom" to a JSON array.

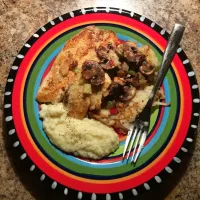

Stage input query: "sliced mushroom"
[
  {"left": 114, "top": 77, "right": 126, "bottom": 85},
  {"left": 117, "top": 70, "right": 126, "bottom": 78},
  {"left": 91, "top": 74, "right": 105, "bottom": 86},
  {"left": 82, "top": 60, "right": 105, "bottom": 86},
  {"left": 116, "top": 41, "right": 145, "bottom": 64},
  {"left": 119, "top": 86, "right": 136, "bottom": 101},
  {"left": 121, "top": 62, "right": 129, "bottom": 72},
  {"left": 100, "top": 59, "right": 115, "bottom": 70},
  {"left": 139, "top": 62, "right": 155, "bottom": 75},
  {"left": 97, "top": 44, "right": 120, "bottom": 68},
  {"left": 123, "top": 51, "right": 136, "bottom": 62},
  {"left": 96, "top": 45, "right": 109, "bottom": 60},
  {"left": 125, "top": 72, "right": 147, "bottom": 87},
  {"left": 134, "top": 54, "right": 145, "bottom": 65},
  {"left": 108, "top": 82, "right": 124, "bottom": 99},
  {"left": 69, "top": 60, "right": 78, "bottom": 71}
]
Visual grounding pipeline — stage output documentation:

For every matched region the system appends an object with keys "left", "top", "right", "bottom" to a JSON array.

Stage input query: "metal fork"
[{"left": 123, "top": 24, "right": 185, "bottom": 163}]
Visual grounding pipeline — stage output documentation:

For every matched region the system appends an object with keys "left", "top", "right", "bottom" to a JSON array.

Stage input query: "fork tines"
[{"left": 122, "top": 122, "right": 146, "bottom": 163}]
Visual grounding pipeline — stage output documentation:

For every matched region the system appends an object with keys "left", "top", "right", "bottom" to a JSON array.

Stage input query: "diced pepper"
[
  {"left": 73, "top": 67, "right": 78, "bottom": 73},
  {"left": 106, "top": 101, "right": 115, "bottom": 109},
  {"left": 109, "top": 59, "right": 115, "bottom": 66},
  {"left": 128, "top": 70, "right": 136, "bottom": 75},
  {"left": 114, "top": 128, "right": 125, "bottom": 135},
  {"left": 109, "top": 108, "right": 118, "bottom": 115},
  {"left": 83, "top": 83, "right": 92, "bottom": 95}
]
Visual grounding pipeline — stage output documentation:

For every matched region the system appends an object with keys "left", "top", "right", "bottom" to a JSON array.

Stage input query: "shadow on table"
[{"left": 2, "top": 113, "right": 197, "bottom": 200}]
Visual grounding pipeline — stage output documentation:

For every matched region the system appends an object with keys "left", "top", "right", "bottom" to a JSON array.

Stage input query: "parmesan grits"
[{"left": 40, "top": 103, "right": 119, "bottom": 159}]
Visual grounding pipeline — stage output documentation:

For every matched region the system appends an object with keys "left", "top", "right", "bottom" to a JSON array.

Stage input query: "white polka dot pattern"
[
  {"left": 181, "top": 147, "right": 188, "bottom": 152},
  {"left": 183, "top": 59, "right": 189, "bottom": 64},
  {"left": 17, "top": 54, "right": 24, "bottom": 59},
  {"left": 25, "top": 43, "right": 31, "bottom": 48},
  {"left": 81, "top": 8, "right": 86, "bottom": 14},
  {"left": 13, "top": 141, "right": 19, "bottom": 147},
  {"left": 64, "top": 188, "right": 68, "bottom": 195},
  {"left": 50, "top": 20, "right": 55, "bottom": 25},
  {"left": 191, "top": 124, "right": 197, "bottom": 129},
  {"left": 154, "top": 176, "right": 162, "bottom": 183},
  {"left": 193, "top": 98, "right": 200, "bottom": 103},
  {"left": 70, "top": 12, "right": 74, "bottom": 17},
  {"left": 91, "top": 193, "right": 96, "bottom": 200},
  {"left": 160, "top": 29, "right": 165, "bottom": 35},
  {"left": 5, "top": 116, "right": 12, "bottom": 121},
  {"left": 40, "top": 174, "right": 45, "bottom": 181},
  {"left": 192, "top": 85, "right": 198, "bottom": 89},
  {"left": 8, "top": 129, "right": 15, "bottom": 135},
  {"left": 30, "top": 165, "right": 35, "bottom": 172},
  {"left": 51, "top": 181, "right": 57, "bottom": 189},
  {"left": 173, "top": 157, "right": 181, "bottom": 163},
  {"left": 130, "top": 11, "right": 134, "bottom": 17},
  {"left": 177, "top": 47, "right": 182, "bottom": 53},
  {"left": 132, "top": 189, "right": 138, "bottom": 196},
  {"left": 5, "top": 92, "right": 11, "bottom": 95},
  {"left": 7, "top": 79, "right": 13, "bottom": 82},
  {"left": 140, "top": 16, "right": 145, "bottom": 21},
  {"left": 106, "top": 193, "right": 111, "bottom": 200},
  {"left": 188, "top": 71, "right": 195, "bottom": 77},
  {"left": 151, "top": 22, "right": 155, "bottom": 27},
  {"left": 119, "top": 192, "right": 123, "bottom": 199},
  {"left": 12, "top": 66, "right": 18, "bottom": 70},
  {"left": 41, "top": 27, "right": 46, "bottom": 32},
  {"left": 4, "top": 104, "right": 11, "bottom": 108},
  {"left": 78, "top": 192, "right": 83, "bottom": 199},
  {"left": 165, "top": 166, "right": 173, "bottom": 173},
  {"left": 20, "top": 153, "right": 27, "bottom": 160},
  {"left": 144, "top": 183, "right": 150, "bottom": 190},
  {"left": 186, "top": 138, "right": 193, "bottom": 142},
  {"left": 33, "top": 33, "right": 39, "bottom": 38},
  {"left": 59, "top": 16, "right": 64, "bottom": 21}
]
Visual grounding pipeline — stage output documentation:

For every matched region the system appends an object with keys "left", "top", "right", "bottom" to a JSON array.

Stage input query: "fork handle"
[{"left": 146, "top": 24, "right": 185, "bottom": 107}]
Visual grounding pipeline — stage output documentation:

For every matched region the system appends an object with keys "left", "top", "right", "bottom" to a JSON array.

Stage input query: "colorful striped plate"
[{"left": 4, "top": 7, "right": 200, "bottom": 200}]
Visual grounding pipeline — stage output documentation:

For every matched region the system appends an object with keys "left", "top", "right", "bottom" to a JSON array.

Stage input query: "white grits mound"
[{"left": 40, "top": 103, "right": 119, "bottom": 159}]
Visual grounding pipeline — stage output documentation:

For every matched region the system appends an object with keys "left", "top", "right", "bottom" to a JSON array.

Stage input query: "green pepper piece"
[
  {"left": 106, "top": 101, "right": 115, "bottom": 109},
  {"left": 128, "top": 70, "right": 136, "bottom": 75},
  {"left": 74, "top": 67, "right": 78, "bottom": 73}
]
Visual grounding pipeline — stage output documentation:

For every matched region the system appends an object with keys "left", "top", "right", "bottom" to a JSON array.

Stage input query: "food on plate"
[
  {"left": 40, "top": 103, "right": 119, "bottom": 159},
  {"left": 38, "top": 26, "right": 165, "bottom": 159},
  {"left": 36, "top": 25, "right": 118, "bottom": 104}
]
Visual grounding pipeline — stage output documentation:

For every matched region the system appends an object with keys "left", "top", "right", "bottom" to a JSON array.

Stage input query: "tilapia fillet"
[{"left": 37, "top": 26, "right": 119, "bottom": 119}]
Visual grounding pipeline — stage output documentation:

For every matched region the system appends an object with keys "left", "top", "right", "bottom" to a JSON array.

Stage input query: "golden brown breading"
[
  {"left": 65, "top": 26, "right": 119, "bottom": 119},
  {"left": 37, "top": 26, "right": 119, "bottom": 106},
  {"left": 66, "top": 80, "right": 91, "bottom": 119},
  {"left": 36, "top": 71, "right": 75, "bottom": 103}
]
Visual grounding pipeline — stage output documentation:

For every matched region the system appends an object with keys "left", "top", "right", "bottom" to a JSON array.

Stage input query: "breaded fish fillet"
[
  {"left": 37, "top": 26, "right": 119, "bottom": 119},
  {"left": 65, "top": 26, "right": 119, "bottom": 119}
]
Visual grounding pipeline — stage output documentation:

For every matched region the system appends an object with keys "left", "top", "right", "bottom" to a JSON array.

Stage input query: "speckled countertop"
[{"left": 0, "top": 0, "right": 199, "bottom": 200}]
